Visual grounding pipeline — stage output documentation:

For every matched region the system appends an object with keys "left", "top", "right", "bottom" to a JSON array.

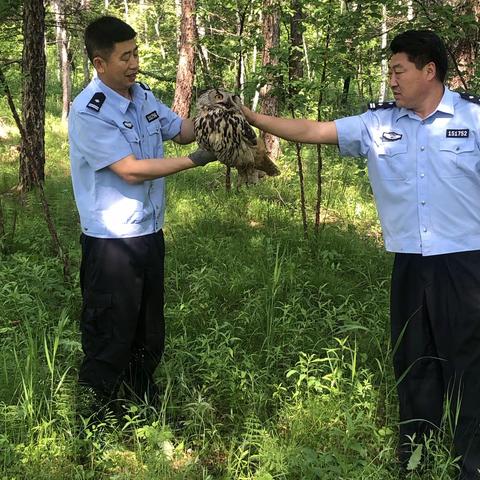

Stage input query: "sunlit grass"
[{"left": 0, "top": 114, "right": 461, "bottom": 479}]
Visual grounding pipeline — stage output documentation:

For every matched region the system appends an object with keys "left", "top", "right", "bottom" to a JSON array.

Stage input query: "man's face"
[
  {"left": 94, "top": 38, "right": 139, "bottom": 96},
  {"left": 389, "top": 52, "right": 434, "bottom": 109}
]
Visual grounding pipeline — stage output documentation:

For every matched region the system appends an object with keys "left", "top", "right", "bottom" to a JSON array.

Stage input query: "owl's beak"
[{"left": 223, "top": 97, "right": 235, "bottom": 108}]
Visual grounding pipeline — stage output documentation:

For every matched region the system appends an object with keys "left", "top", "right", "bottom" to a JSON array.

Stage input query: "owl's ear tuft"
[{"left": 196, "top": 87, "right": 219, "bottom": 97}]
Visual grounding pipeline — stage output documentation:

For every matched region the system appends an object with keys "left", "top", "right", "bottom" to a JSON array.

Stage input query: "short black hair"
[
  {"left": 390, "top": 30, "right": 448, "bottom": 83},
  {"left": 85, "top": 16, "right": 136, "bottom": 63}
]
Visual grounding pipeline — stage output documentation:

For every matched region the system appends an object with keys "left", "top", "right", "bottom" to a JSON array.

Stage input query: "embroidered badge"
[
  {"left": 146, "top": 110, "right": 159, "bottom": 123},
  {"left": 446, "top": 129, "right": 469, "bottom": 138},
  {"left": 382, "top": 131, "right": 403, "bottom": 142},
  {"left": 86, "top": 92, "right": 106, "bottom": 112},
  {"left": 123, "top": 121, "right": 133, "bottom": 129}
]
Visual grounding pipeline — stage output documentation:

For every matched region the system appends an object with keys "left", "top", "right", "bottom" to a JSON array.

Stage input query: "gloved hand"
[{"left": 188, "top": 149, "right": 217, "bottom": 166}]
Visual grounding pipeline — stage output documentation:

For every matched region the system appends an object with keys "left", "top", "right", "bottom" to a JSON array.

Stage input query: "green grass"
[{"left": 0, "top": 114, "right": 460, "bottom": 479}]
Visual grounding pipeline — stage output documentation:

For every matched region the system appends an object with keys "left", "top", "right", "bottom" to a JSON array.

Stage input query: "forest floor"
[{"left": 0, "top": 115, "right": 460, "bottom": 479}]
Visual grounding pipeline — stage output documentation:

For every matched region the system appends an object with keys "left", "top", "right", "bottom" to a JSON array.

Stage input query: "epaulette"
[
  {"left": 86, "top": 92, "right": 106, "bottom": 112},
  {"left": 368, "top": 101, "right": 396, "bottom": 110},
  {"left": 137, "top": 81, "right": 151, "bottom": 91},
  {"left": 459, "top": 92, "right": 480, "bottom": 105}
]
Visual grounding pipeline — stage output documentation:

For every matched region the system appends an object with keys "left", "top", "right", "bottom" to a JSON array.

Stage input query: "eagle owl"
[{"left": 193, "top": 89, "right": 280, "bottom": 186}]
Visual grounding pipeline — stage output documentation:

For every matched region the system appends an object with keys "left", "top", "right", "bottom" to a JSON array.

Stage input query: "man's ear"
[
  {"left": 425, "top": 61, "right": 437, "bottom": 81},
  {"left": 93, "top": 56, "right": 106, "bottom": 74}
]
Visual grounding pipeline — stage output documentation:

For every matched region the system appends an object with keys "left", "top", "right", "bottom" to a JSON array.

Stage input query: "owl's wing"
[{"left": 240, "top": 117, "right": 257, "bottom": 146}]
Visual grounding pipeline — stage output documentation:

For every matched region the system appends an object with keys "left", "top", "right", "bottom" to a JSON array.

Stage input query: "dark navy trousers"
[
  {"left": 391, "top": 251, "right": 480, "bottom": 479},
  {"left": 78, "top": 230, "right": 165, "bottom": 403}
]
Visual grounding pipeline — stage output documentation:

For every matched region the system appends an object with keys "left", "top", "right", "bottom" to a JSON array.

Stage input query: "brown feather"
[{"left": 193, "top": 89, "right": 280, "bottom": 186}]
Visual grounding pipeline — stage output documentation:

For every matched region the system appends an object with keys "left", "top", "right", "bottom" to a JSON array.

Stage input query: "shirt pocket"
[
  {"left": 146, "top": 122, "right": 164, "bottom": 158},
  {"left": 373, "top": 140, "right": 409, "bottom": 180},
  {"left": 438, "top": 137, "right": 478, "bottom": 177},
  {"left": 120, "top": 128, "right": 142, "bottom": 158}
]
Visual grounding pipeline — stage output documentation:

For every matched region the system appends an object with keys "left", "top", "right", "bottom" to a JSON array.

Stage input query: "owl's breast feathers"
[{"left": 194, "top": 108, "right": 256, "bottom": 167}]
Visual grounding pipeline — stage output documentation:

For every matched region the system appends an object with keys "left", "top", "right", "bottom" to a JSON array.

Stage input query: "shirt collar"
[
  {"left": 435, "top": 87, "right": 454, "bottom": 116},
  {"left": 394, "top": 86, "right": 454, "bottom": 122},
  {"left": 93, "top": 77, "right": 144, "bottom": 114}
]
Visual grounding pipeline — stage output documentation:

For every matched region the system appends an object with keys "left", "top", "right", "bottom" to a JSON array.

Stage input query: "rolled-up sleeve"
[
  {"left": 72, "top": 112, "right": 133, "bottom": 171},
  {"left": 335, "top": 113, "right": 371, "bottom": 158},
  {"left": 156, "top": 101, "right": 182, "bottom": 141}
]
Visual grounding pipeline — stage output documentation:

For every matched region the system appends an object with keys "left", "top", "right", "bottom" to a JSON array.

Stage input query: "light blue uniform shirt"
[
  {"left": 335, "top": 87, "right": 480, "bottom": 256},
  {"left": 68, "top": 77, "right": 182, "bottom": 238}
]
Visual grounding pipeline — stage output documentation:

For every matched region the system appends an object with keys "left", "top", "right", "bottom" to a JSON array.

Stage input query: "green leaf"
[{"left": 407, "top": 444, "right": 423, "bottom": 471}]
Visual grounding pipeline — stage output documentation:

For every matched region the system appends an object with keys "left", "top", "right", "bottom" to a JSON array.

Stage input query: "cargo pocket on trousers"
[{"left": 81, "top": 292, "right": 114, "bottom": 357}]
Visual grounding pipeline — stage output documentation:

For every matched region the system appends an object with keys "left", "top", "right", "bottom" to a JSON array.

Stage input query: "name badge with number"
[{"left": 446, "top": 129, "right": 469, "bottom": 138}]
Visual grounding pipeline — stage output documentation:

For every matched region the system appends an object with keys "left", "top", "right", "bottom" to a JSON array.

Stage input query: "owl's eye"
[{"left": 215, "top": 93, "right": 223, "bottom": 100}]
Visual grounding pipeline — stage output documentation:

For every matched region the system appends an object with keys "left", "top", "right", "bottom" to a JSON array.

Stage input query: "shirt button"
[
  {"left": 423, "top": 227, "right": 427, "bottom": 232},
  {"left": 420, "top": 146, "right": 425, "bottom": 151},
  {"left": 421, "top": 201, "right": 426, "bottom": 205},
  {"left": 420, "top": 173, "right": 425, "bottom": 178}
]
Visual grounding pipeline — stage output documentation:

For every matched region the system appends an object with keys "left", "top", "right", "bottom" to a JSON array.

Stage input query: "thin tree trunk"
[
  {"left": 315, "top": 27, "right": 331, "bottom": 234},
  {"left": 19, "top": 0, "right": 46, "bottom": 190},
  {"left": 259, "top": 0, "right": 281, "bottom": 161},
  {"left": 379, "top": 4, "right": 388, "bottom": 102},
  {"left": 289, "top": 0, "right": 307, "bottom": 237},
  {"left": 194, "top": 18, "right": 211, "bottom": 91},
  {"left": 0, "top": 66, "right": 70, "bottom": 279},
  {"left": 235, "top": 2, "right": 250, "bottom": 98},
  {"left": 407, "top": 0, "right": 414, "bottom": 20},
  {"left": 251, "top": 41, "right": 260, "bottom": 111},
  {"left": 53, "top": 0, "right": 72, "bottom": 122},
  {"left": 81, "top": 0, "right": 91, "bottom": 85},
  {"left": 172, "top": 0, "right": 196, "bottom": 118}
]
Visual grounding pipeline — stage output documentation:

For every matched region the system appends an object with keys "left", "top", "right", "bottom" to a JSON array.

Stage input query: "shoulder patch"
[
  {"left": 137, "top": 81, "right": 151, "bottom": 91},
  {"left": 368, "top": 101, "right": 396, "bottom": 111},
  {"left": 86, "top": 92, "right": 106, "bottom": 112},
  {"left": 459, "top": 92, "right": 480, "bottom": 105}
]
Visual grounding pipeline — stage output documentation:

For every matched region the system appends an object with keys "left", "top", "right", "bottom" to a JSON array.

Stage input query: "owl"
[{"left": 193, "top": 89, "right": 280, "bottom": 186}]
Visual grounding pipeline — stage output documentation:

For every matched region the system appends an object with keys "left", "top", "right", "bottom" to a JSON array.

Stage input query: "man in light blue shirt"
[
  {"left": 68, "top": 16, "right": 216, "bottom": 417},
  {"left": 244, "top": 30, "right": 480, "bottom": 479}
]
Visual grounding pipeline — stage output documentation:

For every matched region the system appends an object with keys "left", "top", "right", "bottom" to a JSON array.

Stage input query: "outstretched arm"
[
  {"left": 172, "top": 118, "right": 196, "bottom": 145},
  {"left": 109, "top": 149, "right": 216, "bottom": 184},
  {"left": 243, "top": 107, "right": 338, "bottom": 145}
]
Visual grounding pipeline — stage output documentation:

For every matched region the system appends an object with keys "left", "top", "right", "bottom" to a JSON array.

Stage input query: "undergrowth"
[{"left": 0, "top": 113, "right": 460, "bottom": 479}]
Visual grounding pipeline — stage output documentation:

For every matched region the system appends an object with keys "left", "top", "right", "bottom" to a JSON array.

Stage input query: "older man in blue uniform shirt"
[
  {"left": 69, "top": 16, "right": 215, "bottom": 414},
  {"left": 243, "top": 30, "right": 480, "bottom": 479}
]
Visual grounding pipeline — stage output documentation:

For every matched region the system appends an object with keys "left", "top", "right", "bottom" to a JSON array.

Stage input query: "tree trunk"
[
  {"left": 315, "top": 26, "right": 331, "bottom": 233},
  {"left": 235, "top": 3, "right": 250, "bottom": 97},
  {"left": 19, "top": 0, "right": 46, "bottom": 190},
  {"left": 289, "top": 0, "right": 304, "bottom": 91},
  {"left": 379, "top": 4, "right": 388, "bottom": 102},
  {"left": 172, "top": 0, "right": 196, "bottom": 118},
  {"left": 194, "top": 17, "right": 210, "bottom": 86},
  {"left": 289, "top": 0, "right": 307, "bottom": 237},
  {"left": 81, "top": 0, "right": 91, "bottom": 87},
  {"left": 259, "top": 0, "right": 281, "bottom": 161},
  {"left": 448, "top": 0, "right": 479, "bottom": 90},
  {"left": 53, "top": 0, "right": 72, "bottom": 122}
]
